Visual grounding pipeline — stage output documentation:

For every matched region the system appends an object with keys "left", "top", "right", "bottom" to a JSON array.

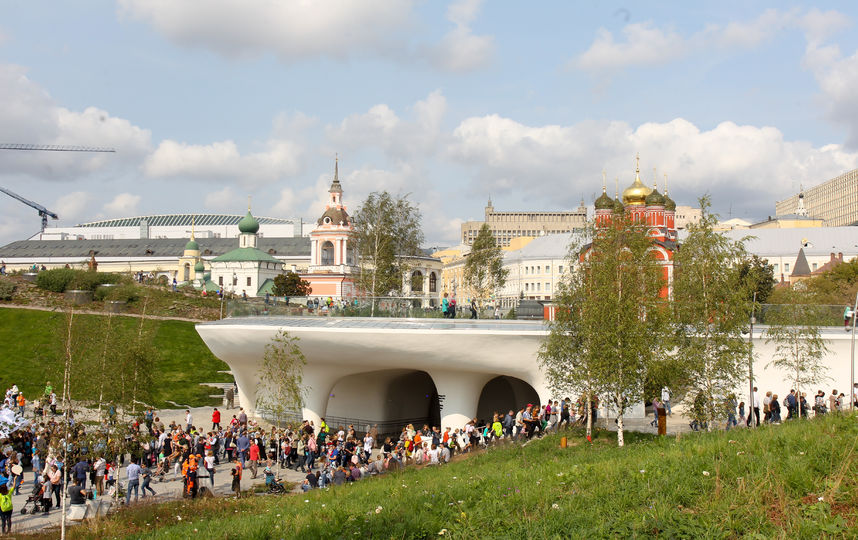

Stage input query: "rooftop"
[
  {"left": 0, "top": 237, "right": 310, "bottom": 259},
  {"left": 74, "top": 213, "right": 296, "bottom": 228}
]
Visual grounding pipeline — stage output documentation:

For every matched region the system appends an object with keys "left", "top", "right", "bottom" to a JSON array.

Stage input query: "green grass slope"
[
  {"left": 37, "top": 415, "right": 858, "bottom": 539},
  {"left": 0, "top": 307, "right": 231, "bottom": 408}
]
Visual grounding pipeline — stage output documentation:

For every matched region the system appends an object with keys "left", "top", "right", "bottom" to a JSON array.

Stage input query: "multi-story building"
[
  {"left": 673, "top": 205, "right": 702, "bottom": 230},
  {"left": 460, "top": 198, "right": 588, "bottom": 247},
  {"left": 776, "top": 168, "right": 858, "bottom": 226}
]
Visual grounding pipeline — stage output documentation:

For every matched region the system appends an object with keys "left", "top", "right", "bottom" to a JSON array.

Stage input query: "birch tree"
[
  {"left": 539, "top": 215, "right": 668, "bottom": 446},
  {"left": 352, "top": 191, "right": 424, "bottom": 316},
  {"left": 464, "top": 224, "right": 508, "bottom": 304},
  {"left": 764, "top": 287, "right": 830, "bottom": 417},
  {"left": 672, "top": 197, "right": 750, "bottom": 431},
  {"left": 255, "top": 330, "right": 307, "bottom": 426}
]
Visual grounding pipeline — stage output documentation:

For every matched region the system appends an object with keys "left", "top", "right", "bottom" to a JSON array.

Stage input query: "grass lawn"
[
  {"left": 0, "top": 307, "right": 231, "bottom": 408},
  {"left": 31, "top": 414, "right": 858, "bottom": 539}
]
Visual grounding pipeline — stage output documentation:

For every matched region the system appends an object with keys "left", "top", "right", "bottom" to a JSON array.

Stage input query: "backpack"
[{"left": 0, "top": 492, "right": 11, "bottom": 512}]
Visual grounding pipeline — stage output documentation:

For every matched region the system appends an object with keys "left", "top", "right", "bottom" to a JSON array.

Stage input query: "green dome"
[
  {"left": 184, "top": 238, "right": 199, "bottom": 251},
  {"left": 238, "top": 210, "right": 259, "bottom": 234},
  {"left": 663, "top": 193, "right": 676, "bottom": 211},
  {"left": 594, "top": 189, "right": 614, "bottom": 210},
  {"left": 194, "top": 260, "right": 205, "bottom": 273},
  {"left": 613, "top": 197, "right": 624, "bottom": 214},
  {"left": 645, "top": 188, "right": 665, "bottom": 206}
]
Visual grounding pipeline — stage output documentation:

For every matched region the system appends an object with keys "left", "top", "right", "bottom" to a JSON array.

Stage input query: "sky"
[{"left": 2, "top": 1, "right": 858, "bottom": 247}]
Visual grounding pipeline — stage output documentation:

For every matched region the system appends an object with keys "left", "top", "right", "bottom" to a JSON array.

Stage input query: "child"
[
  {"left": 230, "top": 459, "right": 242, "bottom": 498},
  {"left": 0, "top": 484, "right": 12, "bottom": 534}
]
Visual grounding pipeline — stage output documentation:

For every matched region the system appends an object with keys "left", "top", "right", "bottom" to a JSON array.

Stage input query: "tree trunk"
[
  {"left": 616, "top": 395, "right": 625, "bottom": 447},
  {"left": 585, "top": 393, "right": 592, "bottom": 440}
]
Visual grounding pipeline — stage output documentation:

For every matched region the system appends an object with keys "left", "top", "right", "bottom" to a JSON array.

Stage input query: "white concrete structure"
[{"left": 196, "top": 317, "right": 858, "bottom": 431}]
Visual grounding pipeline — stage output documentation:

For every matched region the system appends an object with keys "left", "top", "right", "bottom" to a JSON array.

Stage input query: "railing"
[
  {"left": 256, "top": 406, "right": 432, "bottom": 437},
  {"left": 225, "top": 296, "right": 499, "bottom": 320}
]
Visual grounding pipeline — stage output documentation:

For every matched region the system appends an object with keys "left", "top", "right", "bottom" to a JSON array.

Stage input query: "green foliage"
[
  {"left": 0, "top": 308, "right": 230, "bottom": 408},
  {"left": 352, "top": 191, "right": 424, "bottom": 314},
  {"left": 764, "top": 287, "right": 830, "bottom": 409},
  {"left": 464, "top": 223, "right": 509, "bottom": 302},
  {"left": 273, "top": 272, "right": 311, "bottom": 297},
  {"left": 738, "top": 254, "right": 776, "bottom": 303},
  {"left": 0, "top": 280, "right": 15, "bottom": 300},
  {"left": 503, "top": 307, "right": 516, "bottom": 319},
  {"left": 672, "top": 197, "right": 751, "bottom": 429},
  {"left": 540, "top": 215, "right": 669, "bottom": 445},
  {"left": 255, "top": 330, "right": 306, "bottom": 425},
  {"left": 42, "top": 415, "right": 858, "bottom": 539},
  {"left": 36, "top": 268, "right": 121, "bottom": 293},
  {"left": 793, "top": 257, "right": 858, "bottom": 305},
  {"left": 35, "top": 268, "right": 78, "bottom": 292}
]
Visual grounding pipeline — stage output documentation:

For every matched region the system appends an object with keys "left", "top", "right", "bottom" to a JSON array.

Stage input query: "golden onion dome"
[{"left": 622, "top": 174, "right": 651, "bottom": 206}]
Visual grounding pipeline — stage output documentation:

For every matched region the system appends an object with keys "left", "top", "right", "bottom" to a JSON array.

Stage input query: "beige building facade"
[
  {"left": 461, "top": 198, "right": 587, "bottom": 247},
  {"left": 776, "top": 168, "right": 858, "bottom": 226}
]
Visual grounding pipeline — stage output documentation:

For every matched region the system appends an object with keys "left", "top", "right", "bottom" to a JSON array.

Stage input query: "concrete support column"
[
  {"left": 429, "top": 370, "right": 492, "bottom": 430},
  {"left": 300, "top": 366, "right": 341, "bottom": 429}
]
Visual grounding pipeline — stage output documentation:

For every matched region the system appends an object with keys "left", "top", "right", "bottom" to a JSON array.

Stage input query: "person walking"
[
  {"left": 0, "top": 484, "right": 12, "bottom": 535},
  {"left": 140, "top": 463, "right": 156, "bottom": 498},
  {"left": 125, "top": 458, "right": 142, "bottom": 505},
  {"left": 212, "top": 408, "right": 221, "bottom": 430},
  {"left": 661, "top": 386, "right": 672, "bottom": 416}
]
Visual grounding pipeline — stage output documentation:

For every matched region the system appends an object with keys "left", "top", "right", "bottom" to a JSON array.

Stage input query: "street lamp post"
[
  {"left": 748, "top": 291, "right": 757, "bottom": 426},
  {"left": 850, "top": 291, "right": 858, "bottom": 412}
]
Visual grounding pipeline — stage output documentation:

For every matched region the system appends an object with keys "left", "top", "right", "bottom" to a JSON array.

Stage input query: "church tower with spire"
[{"left": 305, "top": 156, "right": 358, "bottom": 299}]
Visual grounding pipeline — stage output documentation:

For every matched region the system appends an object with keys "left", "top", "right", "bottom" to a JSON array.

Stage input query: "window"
[
  {"left": 558, "top": 265, "right": 563, "bottom": 273},
  {"left": 785, "top": 263, "right": 790, "bottom": 273},
  {"left": 247, "top": 277, "right": 251, "bottom": 286},
  {"left": 429, "top": 272, "right": 437, "bottom": 293},
  {"left": 773, "top": 264, "right": 779, "bottom": 274},
  {"left": 546, "top": 283, "right": 551, "bottom": 292},
  {"left": 812, "top": 263, "right": 818, "bottom": 271},
  {"left": 537, "top": 266, "right": 541, "bottom": 273},
  {"left": 218, "top": 276, "right": 223, "bottom": 286},
  {"left": 525, "top": 283, "right": 529, "bottom": 291},
  {"left": 536, "top": 283, "right": 541, "bottom": 291}
]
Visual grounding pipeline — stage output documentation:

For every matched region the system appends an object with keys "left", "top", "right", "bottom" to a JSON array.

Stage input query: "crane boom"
[
  {"left": 0, "top": 143, "right": 115, "bottom": 152},
  {"left": 0, "top": 142, "right": 116, "bottom": 233}
]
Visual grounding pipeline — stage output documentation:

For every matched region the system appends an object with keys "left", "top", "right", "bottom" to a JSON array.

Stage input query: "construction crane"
[
  {"left": 0, "top": 143, "right": 115, "bottom": 153},
  {"left": 0, "top": 143, "right": 116, "bottom": 232},
  {"left": 0, "top": 186, "right": 58, "bottom": 232}
]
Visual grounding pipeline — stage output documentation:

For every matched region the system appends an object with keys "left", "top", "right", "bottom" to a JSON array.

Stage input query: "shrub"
[
  {"left": 35, "top": 268, "right": 78, "bottom": 292},
  {"left": 0, "top": 281, "right": 15, "bottom": 300},
  {"left": 107, "top": 283, "right": 140, "bottom": 303},
  {"left": 36, "top": 268, "right": 122, "bottom": 293},
  {"left": 69, "top": 271, "right": 121, "bottom": 291}
]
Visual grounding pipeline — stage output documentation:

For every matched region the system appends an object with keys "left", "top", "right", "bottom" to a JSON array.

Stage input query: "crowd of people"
[{"left": 653, "top": 383, "right": 858, "bottom": 431}]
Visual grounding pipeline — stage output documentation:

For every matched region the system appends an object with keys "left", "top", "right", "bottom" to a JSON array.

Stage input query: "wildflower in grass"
[
  {"left": 799, "top": 452, "right": 805, "bottom": 455},
  {"left": 702, "top": 471, "right": 710, "bottom": 476},
  {"left": 439, "top": 529, "right": 448, "bottom": 535},
  {"left": 737, "top": 451, "right": 745, "bottom": 455},
  {"left": 639, "top": 470, "right": 646, "bottom": 474},
  {"left": 176, "top": 516, "right": 182, "bottom": 521},
  {"left": 552, "top": 503, "right": 560, "bottom": 509},
  {"left": 375, "top": 506, "right": 383, "bottom": 514},
  {"left": 818, "top": 496, "right": 824, "bottom": 502}
]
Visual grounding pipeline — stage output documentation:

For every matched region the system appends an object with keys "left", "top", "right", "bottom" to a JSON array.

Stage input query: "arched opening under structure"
[
  {"left": 325, "top": 369, "right": 440, "bottom": 436},
  {"left": 476, "top": 376, "right": 540, "bottom": 424},
  {"left": 321, "top": 241, "right": 335, "bottom": 265}
]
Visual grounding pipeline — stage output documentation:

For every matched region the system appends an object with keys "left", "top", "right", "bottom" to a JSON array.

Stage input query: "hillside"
[
  {"left": 31, "top": 414, "right": 858, "bottom": 539},
  {"left": 0, "top": 307, "right": 231, "bottom": 408}
]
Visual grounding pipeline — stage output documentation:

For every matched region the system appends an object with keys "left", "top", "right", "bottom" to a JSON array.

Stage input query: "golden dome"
[{"left": 622, "top": 173, "right": 651, "bottom": 206}]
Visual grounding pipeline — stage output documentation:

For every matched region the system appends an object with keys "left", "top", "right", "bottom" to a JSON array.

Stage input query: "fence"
[{"left": 225, "top": 296, "right": 498, "bottom": 320}]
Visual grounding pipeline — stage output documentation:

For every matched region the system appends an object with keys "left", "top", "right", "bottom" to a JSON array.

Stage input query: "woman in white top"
[
  {"left": 363, "top": 434, "right": 373, "bottom": 461},
  {"left": 204, "top": 451, "right": 216, "bottom": 487}
]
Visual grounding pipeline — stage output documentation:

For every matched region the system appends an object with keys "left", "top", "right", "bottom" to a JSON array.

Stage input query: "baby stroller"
[
  {"left": 20, "top": 483, "right": 48, "bottom": 514},
  {"left": 264, "top": 467, "right": 286, "bottom": 494}
]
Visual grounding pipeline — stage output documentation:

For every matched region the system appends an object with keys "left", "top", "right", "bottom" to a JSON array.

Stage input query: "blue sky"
[{"left": 2, "top": 1, "right": 858, "bottom": 246}]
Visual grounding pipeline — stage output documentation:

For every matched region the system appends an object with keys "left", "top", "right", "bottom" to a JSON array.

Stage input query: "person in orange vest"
[
  {"left": 182, "top": 454, "right": 199, "bottom": 498},
  {"left": 16, "top": 393, "right": 25, "bottom": 416}
]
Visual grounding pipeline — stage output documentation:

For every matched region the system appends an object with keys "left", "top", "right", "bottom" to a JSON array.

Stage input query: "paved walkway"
[{"left": 6, "top": 456, "right": 307, "bottom": 535}]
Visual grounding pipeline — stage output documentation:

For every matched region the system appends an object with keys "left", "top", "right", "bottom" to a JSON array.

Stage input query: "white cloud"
[
  {"left": 143, "top": 139, "right": 303, "bottom": 188},
  {"left": 448, "top": 114, "right": 858, "bottom": 215},
  {"left": 326, "top": 90, "right": 447, "bottom": 158},
  {"left": 53, "top": 191, "right": 94, "bottom": 222},
  {"left": 118, "top": 0, "right": 414, "bottom": 62},
  {"left": 572, "top": 9, "right": 848, "bottom": 74},
  {"left": 0, "top": 64, "right": 152, "bottom": 180},
  {"left": 102, "top": 192, "right": 141, "bottom": 217},
  {"left": 203, "top": 186, "right": 239, "bottom": 212},
  {"left": 429, "top": 0, "right": 494, "bottom": 72}
]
